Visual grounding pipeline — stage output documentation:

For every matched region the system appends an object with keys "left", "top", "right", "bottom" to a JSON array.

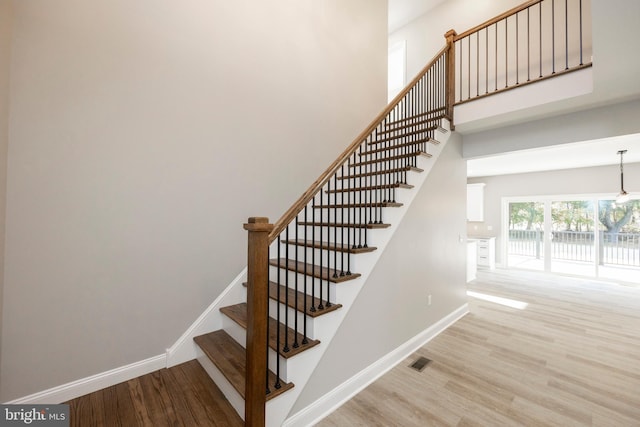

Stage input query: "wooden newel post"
[
  {"left": 444, "top": 29, "right": 457, "bottom": 126},
  {"left": 243, "top": 217, "right": 273, "bottom": 427}
]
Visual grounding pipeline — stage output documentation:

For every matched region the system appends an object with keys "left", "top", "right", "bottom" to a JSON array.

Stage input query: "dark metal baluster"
[
  {"left": 310, "top": 197, "right": 316, "bottom": 312},
  {"left": 293, "top": 218, "right": 299, "bottom": 349},
  {"left": 340, "top": 166, "right": 345, "bottom": 276},
  {"left": 552, "top": 0, "right": 556, "bottom": 74},
  {"left": 476, "top": 32, "right": 480, "bottom": 97},
  {"left": 302, "top": 206, "right": 308, "bottom": 344},
  {"left": 440, "top": 53, "right": 449, "bottom": 109},
  {"left": 325, "top": 177, "right": 333, "bottom": 309},
  {"left": 319, "top": 183, "right": 325, "bottom": 311},
  {"left": 387, "top": 112, "right": 393, "bottom": 205},
  {"left": 266, "top": 245, "right": 271, "bottom": 395},
  {"left": 376, "top": 122, "right": 383, "bottom": 223},
  {"left": 383, "top": 115, "right": 389, "bottom": 206},
  {"left": 486, "top": 27, "right": 489, "bottom": 93},
  {"left": 467, "top": 36, "right": 471, "bottom": 100},
  {"left": 345, "top": 163, "right": 352, "bottom": 276},
  {"left": 411, "top": 82, "right": 417, "bottom": 169},
  {"left": 579, "top": 0, "right": 583, "bottom": 65},
  {"left": 326, "top": 182, "right": 334, "bottom": 309},
  {"left": 275, "top": 237, "right": 282, "bottom": 388},
  {"left": 382, "top": 127, "right": 388, "bottom": 212},
  {"left": 333, "top": 176, "right": 338, "bottom": 278},
  {"left": 357, "top": 145, "right": 363, "bottom": 248},
  {"left": 363, "top": 141, "right": 369, "bottom": 248},
  {"left": 459, "top": 39, "right": 463, "bottom": 101},
  {"left": 564, "top": 0, "right": 569, "bottom": 70},
  {"left": 540, "top": 2, "right": 543, "bottom": 77},
  {"left": 516, "top": 12, "right": 519, "bottom": 85},
  {"left": 283, "top": 227, "right": 290, "bottom": 353},
  {"left": 527, "top": 7, "right": 531, "bottom": 81},
  {"left": 365, "top": 136, "right": 372, "bottom": 224},
  {"left": 495, "top": 23, "right": 499, "bottom": 90},
  {"left": 505, "top": 18, "right": 509, "bottom": 88}
]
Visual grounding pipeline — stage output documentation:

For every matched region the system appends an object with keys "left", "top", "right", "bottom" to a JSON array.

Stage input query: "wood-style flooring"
[
  {"left": 318, "top": 269, "right": 640, "bottom": 427},
  {"left": 65, "top": 360, "right": 242, "bottom": 426}
]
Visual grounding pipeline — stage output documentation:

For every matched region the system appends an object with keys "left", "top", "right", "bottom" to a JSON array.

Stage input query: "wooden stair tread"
[
  {"left": 385, "top": 109, "right": 446, "bottom": 127},
  {"left": 269, "top": 258, "right": 362, "bottom": 283},
  {"left": 296, "top": 221, "right": 390, "bottom": 229},
  {"left": 370, "top": 126, "right": 437, "bottom": 143},
  {"left": 282, "top": 239, "right": 377, "bottom": 253},
  {"left": 350, "top": 151, "right": 431, "bottom": 167},
  {"left": 361, "top": 137, "right": 435, "bottom": 154},
  {"left": 326, "top": 182, "right": 413, "bottom": 193},
  {"left": 220, "top": 303, "right": 320, "bottom": 358},
  {"left": 381, "top": 114, "right": 446, "bottom": 133},
  {"left": 337, "top": 166, "right": 423, "bottom": 180},
  {"left": 313, "top": 202, "right": 403, "bottom": 209},
  {"left": 193, "top": 330, "right": 294, "bottom": 401},
  {"left": 245, "top": 281, "right": 343, "bottom": 317}
]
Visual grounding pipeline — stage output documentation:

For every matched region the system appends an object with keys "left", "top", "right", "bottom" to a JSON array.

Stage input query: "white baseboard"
[
  {"left": 282, "top": 303, "right": 469, "bottom": 427},
  {"left": 5, "top": 354, "right": 166, "bottom": 404},
  {"left": 4, "top": 269, "right": 249, "bottom": 405}
]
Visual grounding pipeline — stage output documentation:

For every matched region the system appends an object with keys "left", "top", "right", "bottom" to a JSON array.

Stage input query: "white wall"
[
  {"left": 463, "top": 99, "right": 640, "bottom": 158},
  {"left": 1, "top": 0, "right": 387, "bottom": 401},
  {"left": 0, "top": 0, "right": 11, "bottom": 381},
  {"left": 291, "top": 134, "right": 468, "bottom": 413},
  {"left": 468, "top": 162, "right": 640, "bottom": 264},
  {"left": 389, "top": 0, "right": 524, "bottom": 81}
]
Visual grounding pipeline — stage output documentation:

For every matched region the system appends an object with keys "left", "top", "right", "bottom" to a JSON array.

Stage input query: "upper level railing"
[{"left": 451, "top": 0, "right": 592, "bottom": 104}]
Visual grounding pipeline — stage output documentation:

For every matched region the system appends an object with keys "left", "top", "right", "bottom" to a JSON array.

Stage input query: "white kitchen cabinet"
[
  {"left": 467, "top": 240, "right": 478, "bottom": 282},
  {"left": 476, "top": 237, "right": 495, "bottom": 269},
  {"left": 467, "top": 183, "right": 485, "bottom": 222}
]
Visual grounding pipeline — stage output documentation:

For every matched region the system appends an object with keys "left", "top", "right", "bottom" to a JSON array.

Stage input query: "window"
[{"left": 388, "top": 41, "right": 406, "bottom": 102}]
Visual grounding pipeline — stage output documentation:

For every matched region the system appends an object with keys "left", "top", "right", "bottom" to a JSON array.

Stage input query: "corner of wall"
[{"left": 0, "top": 0, "right": 14, "bottom": 400}]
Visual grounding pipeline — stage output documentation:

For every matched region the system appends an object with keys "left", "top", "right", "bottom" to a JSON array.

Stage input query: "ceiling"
[
  {"left": 467, "top": 133, "right": 640, "bottom": 178},
  {"left": 388, "top": 0, "right": 446, "bottom": 33}
]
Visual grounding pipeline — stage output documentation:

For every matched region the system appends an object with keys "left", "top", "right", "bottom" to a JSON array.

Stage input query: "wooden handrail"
[
  {"left": 268, "top": 45, "right": 450, "bottom": 242},
  {"left": 454, "top": 0, "right": 543, "bottom": 40}
]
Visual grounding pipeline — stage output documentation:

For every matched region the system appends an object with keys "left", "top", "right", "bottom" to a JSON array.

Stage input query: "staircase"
[
  {"left": 158, "top": 1, "right": 594, "bottom": 424},
  {"left": 181, "top": 46, "right": 453, "bottom": 426}
]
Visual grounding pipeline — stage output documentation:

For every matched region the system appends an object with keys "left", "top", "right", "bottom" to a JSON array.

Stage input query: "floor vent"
[{"left": 409, "top": 356, "right": 431, "bottom": 372}]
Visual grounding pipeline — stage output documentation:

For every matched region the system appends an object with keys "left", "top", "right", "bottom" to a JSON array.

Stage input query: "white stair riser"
[
  {"left": 268, "top": 267, "right": 340, "bottom": 303},
  {"left": 221, "top": 314, "right": 292, "bottom": 382},
  {"left": 268, "top": 298, "right": 317, "bottom": 339}
]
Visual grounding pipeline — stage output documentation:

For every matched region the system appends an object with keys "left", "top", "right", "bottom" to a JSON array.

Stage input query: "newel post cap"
[{"left": 243, "top": 217, "right": 274, "bottom": 232}]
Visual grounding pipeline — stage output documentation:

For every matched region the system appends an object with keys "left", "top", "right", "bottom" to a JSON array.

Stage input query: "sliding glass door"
[
  {"left": 504, "top": 197, "right": 640, "bottom": 282},
  {"left": 506, "top": 201, "right": 544, "bottom": 271},
  {"left": 550, "top": 200, "right": 596, "bottom": 277},
  {"left": 598, "top": 200, "right": 640, "bottom": 282}
]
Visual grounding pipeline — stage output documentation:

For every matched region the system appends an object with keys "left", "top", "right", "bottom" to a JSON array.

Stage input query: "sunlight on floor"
[{"left": 466, "top": 290, "right": 529, "bottom": 309}]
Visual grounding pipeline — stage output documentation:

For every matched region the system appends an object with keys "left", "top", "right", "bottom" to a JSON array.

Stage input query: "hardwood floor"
[
  {"left": 65, "top": 360, "right": 242, "bottom": 426},
  {"left": 318, "top": 269, "right": 640, "bottom": 427}
]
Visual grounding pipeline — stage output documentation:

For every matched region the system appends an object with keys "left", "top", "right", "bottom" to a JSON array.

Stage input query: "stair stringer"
[{"left": 264, "top": 122, "right": 452, "bottom": 426}]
